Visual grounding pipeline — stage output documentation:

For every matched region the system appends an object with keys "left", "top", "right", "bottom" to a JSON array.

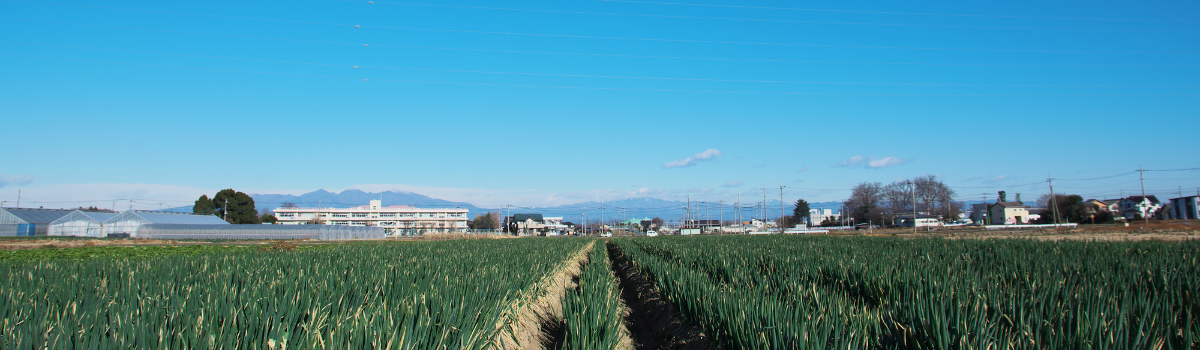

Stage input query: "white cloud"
[
  {"left": 834, "top": 155, "right": 907, "bottom": 169},
  {"left": 721, "top": 181, "right": 743, "bottom": 188},
  {"left": 663, "top": 149, "right": 722, "bottom": 168},
  {"left": 867, "top": 157, "right": 906, "bottom": 169},
  {"left": 797, "top": 165, "right": 811, "bottom": 173},
  {"left": 834, "top": 155, "right": 866, "bottom": 167},
  {"left": 0, "top": 174, "right": 35, "bottom": 188}
]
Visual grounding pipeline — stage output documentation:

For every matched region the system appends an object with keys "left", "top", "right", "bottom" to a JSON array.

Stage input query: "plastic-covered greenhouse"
[{"left": 137, "top": 224, "right": 385, "bottom": 240}]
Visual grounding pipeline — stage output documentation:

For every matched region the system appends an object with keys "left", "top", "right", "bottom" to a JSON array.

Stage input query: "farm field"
[
  {"left": 611, "top": 235, "right": 1200, "bottom": 349},
  {"left": 3, "top": 235, "right": 1198, "bottom": 349}
]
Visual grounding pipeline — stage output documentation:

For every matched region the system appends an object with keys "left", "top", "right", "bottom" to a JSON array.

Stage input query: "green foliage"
[
  {"left": 998, "top": 190, "right": 1007, "bottom": 202},
  {"left": 213, "top": 189, "right": 260, "bottom": 224},
  {"left": 792, "top": 199, "right": 811, "bottom": 226},
  {"left": 613, "top": 236, "right": 1200, "bottom": 349},
  {"left": 261, "top": 213, "right": 278, "bottom": 224},
  {"left": 0, "top": 239, "right": 590, "bottom": 349},
  {"left": 193, "top": 194, "right": 216, "bottom": 215},
  {"left": 558, "top": 242, "right": 629, "bottom": 350},
  {"left": 0, "top": 245, "right": 263, "bottom": 262}
]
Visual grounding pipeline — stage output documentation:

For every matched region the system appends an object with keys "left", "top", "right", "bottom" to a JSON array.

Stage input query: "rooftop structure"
[
  {"left": 48, "top": 210, "right": 120, "bottom": 237},
  {"left": 103, "top": 211, "right": 230, "bottom": 237},
  {"left": 274, "top": 200, "right": 468, "bottom": 235},
  {"left": 0, "top": 208, "right": 75, "bottom": 236}
]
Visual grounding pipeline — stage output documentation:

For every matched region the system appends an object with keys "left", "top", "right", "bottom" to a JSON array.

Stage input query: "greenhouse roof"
[
  {"left": 104, "top": 211, "right": 230, "bottom": 225},
  {"left": 0, "top": 208, "right": 73, "bottom": 224}
]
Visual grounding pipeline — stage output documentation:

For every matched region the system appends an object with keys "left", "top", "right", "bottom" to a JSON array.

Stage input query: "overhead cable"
[
  {"left": 335, "top": 0, "right": 1196, "bottom": 32},
  {"left": 9, "top": 41, "right": 1199, "bottom": 88},
  {"left": 593, "top": 0, "right": 1200, "bottom": 23}
]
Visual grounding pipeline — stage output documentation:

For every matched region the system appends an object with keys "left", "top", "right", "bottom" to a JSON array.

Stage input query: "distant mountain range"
[{"left": 166, "top": 189, "right": 849, "bottom": 222}]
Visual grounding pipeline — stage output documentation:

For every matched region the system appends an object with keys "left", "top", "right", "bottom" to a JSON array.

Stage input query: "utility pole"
[
  {"left": 16, "top": 190, "right": 20, "bottom": 208},
  {"left": 718, "top": 200, "right": 723, "bottom": 232},
  {"left": 601, "top": 201, "right": 605, "bottom": 233},
  {"left": 910, "top": 181, "right": 916, "bottom": 234},
  {"left": 779, "top": 185, "right": 786, "bottom": 234},
  {"left": 1138, "top": 167, "right": 1148, "bottom": 226},
  {"left": 762, "top": 186, "right": 767, "bottom": 229},
  {"left": 1047, "top": 177, "right": 1060, "bottom": 226},
  {"left": 736, "top": 193, "right": 741, "bottom": 233},
  {"left": 223, "top": 198, "right": 228, "bottom": 221}
]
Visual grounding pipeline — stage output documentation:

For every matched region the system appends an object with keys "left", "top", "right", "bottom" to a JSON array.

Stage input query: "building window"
[
  {"left": 379, "top": 213, "right": 396, "bottom": 218},
  {"left": 333, "top": 214, "right": 348, "bottom": 218},
  {"left": 352, "top": 213, "right": 368, "bottom": 218}
]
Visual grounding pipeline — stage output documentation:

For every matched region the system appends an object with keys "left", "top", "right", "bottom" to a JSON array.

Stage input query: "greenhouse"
[
  {"left": 47, "top": 210, "right": 119, "bottom": 237},
  {"left": 0, "top": 208, "right": 74, "bottom": 236},
  {"left": 103, "top": 211, "right": 229, "bottom": 237},
  {"left": 136, "top": 224, "right": 385, "bottom": 240}
]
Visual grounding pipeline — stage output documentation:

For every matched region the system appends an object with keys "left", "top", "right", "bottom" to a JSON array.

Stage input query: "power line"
[
  {"left": 331, "top": 0, "right": 1197, "bottom": 32},
  {"left": 9, "top": 41, "right": 1199, "bottom": 88},
  {"left": 6, "top": 4, "right": 1200, "bottom": 53},
  {"left": 10, "top": 53, "right": 1200, "bottom": 97},
  {"left": 594, "top": 0, "right": 1200, "bottom": 23},
  {"left": 8, "top": 19, "right": 1200, "bottom": 68}
]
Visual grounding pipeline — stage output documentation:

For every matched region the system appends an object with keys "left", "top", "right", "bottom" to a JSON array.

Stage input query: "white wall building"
[
  {"left": 274, "top": 200, "right": 468, "bottom": 235},
  {"left": 808, "top": 208, "right": 839, "bottom": 226}
]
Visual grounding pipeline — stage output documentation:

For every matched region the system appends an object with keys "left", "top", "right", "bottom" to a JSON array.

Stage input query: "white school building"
[{"left": 273, "top": 200, "right": 468, "bottom": 235}]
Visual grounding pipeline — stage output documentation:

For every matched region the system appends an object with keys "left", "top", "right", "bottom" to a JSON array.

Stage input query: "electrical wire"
[
  {"left": 6, "top": 2, "right": 1200, "bottom": 53},
  {"left": 8, "top": 19, "right": 1200, "bottom": 68},
  {"left": 9, "top": 41, "right": 1199, "bottom": 88},
  {"left": 10, "top": 53, "right": 1200, "bottom": 97},
  {"left": 593, "top": 0, "right": 1200, "bottom": 23},
  {"left": 334, "top": 0, "right": 1197, "bottom": 32}
]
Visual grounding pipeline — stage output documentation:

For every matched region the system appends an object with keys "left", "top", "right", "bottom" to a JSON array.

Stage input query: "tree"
[
  {"left": 280, "top": 202, "right": 298, "bottom": 208},
  {"left": 651, "top": 217, "right": 664, "bottom": 229},
  {"left": 211, "top": 189, "right": 260, "bottom": 224},
  {"left": 193, "top": 195, "right": 216, "bottom": 215},
  {"left": 792, "top": 199, "right": 811, "bottom": 226},
  {"left": 471, "top": 211, "right": 499, "bottom": 229},
  {"left": 845, "top": 182, "right": 885, "bottom": 224},
  {"left": 1036, "top": 193, "right": 1086, "bottom": 224},
  {"left": 998, "top": 191, "right": 1007, "bottom": 203},
  {"left": 260, "top": 213, "right": 278, "bottom": 224}
]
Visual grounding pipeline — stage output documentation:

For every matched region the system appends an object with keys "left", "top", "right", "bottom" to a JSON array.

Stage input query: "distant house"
[
  {"left": 0, "top": 208, "right": 74, "bottom": 236},
  {"left": 507, "top": 213, "right": 545, "bottom": 234},
  {"left": 808, "top": 208, "right": 840, "bottom": 226},
  {"left": 48, "top": 210, "right": 120, "bottom": 237},
  {"left": 1119, "top": 196, "right": 1162, "bottom": 219},
  {"left": 970, "top": 203, "right": 990, "bottom": 224},
  {"left": 1101, "top": 199, "right": 1122, "bottom": 215},
  {"left": 1169, "top": 196, "right": 1199, "bottom": 220},
  {"left": 103, "top": 211, "right": 229, "bottom": 237},
  {"left": 989, "top": 202, "right": 1032, "bottom": 225},
  {"left": 1082, "top": 199, "right": 1108, "bottom": 214}
]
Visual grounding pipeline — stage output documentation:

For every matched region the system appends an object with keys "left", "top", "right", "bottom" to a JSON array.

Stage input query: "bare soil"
[
  {"left": 606, "top": 241, "right": 718, "bottom": 350},
  {"left": 493, "top": 241, "right": 594, "bottom": 350}
]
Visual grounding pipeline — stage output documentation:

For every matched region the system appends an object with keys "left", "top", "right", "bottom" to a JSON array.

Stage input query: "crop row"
[
  {"left": 557, "top": 241, "right": 631, "bottom": 350},
  {"left": 0, "top": 239, "right": 589, "bottom": 349},
  {"left": 613, "top": 235, "right": 1200, "bottom": 349}
]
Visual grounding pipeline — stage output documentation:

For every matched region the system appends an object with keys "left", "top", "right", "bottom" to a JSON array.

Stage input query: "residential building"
[
  {"left": 0, "top": 208, "right": 74, "bottom": 236},
  {"left": 104, "top": 211, "right": 229, "bottom": 237},
  {"left": 48, "top": 210, "right": 120, "bottom": 237},
  {"left": 808, "top": 208, "right": 839, "bottom": 226},
  {"left": 1082, "top": 199, "right": 1108, "bottom": 215},
  {"left": 1119, "top": 196, "right": 1162, "bottom": 219},
  {"left": 1170, "top": 196, "right": 1199, "bottom": 220},
  {"left": 274, "top": 200, "right": 468, "bottom": 234},
  {"left": 989, "top": 202, "right": 1032, "bottom": 225},
  {"left": 1102, "top": 199, "right": 1122, "bottom": 215},
  {"left": 970, "top": 204, "right": 989, "bottom": 224},
  {"left": 506, "top": 213, "right": 545, "bottom": 234}
]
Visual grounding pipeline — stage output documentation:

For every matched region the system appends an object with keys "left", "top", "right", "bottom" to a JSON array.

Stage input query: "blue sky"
[{"left": 2, "top": 0, "right": 1198, "bottom": 209}]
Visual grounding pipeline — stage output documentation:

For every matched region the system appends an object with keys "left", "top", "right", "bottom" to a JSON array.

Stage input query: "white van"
[{"left": 646, "top": 230, "right": 658, "bottom": 237}]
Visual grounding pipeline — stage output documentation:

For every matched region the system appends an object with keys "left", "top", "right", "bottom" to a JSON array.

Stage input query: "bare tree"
[{"left": 845, "top": 182, "right": 885, "bottom": 224}]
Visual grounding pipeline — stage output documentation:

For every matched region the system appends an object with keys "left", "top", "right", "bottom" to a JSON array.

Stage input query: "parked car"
[
  {"left": 854, "top": 224, "right": 879, "bottom": 230},
  {"left": 601, "top": 232, "right": 612, "bottom": 237},
  {"left": 646, "top": 230, "right": 658, "bottom": 237}
]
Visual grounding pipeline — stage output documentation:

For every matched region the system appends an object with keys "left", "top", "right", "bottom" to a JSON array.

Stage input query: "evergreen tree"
[
  {"left": 193, "top": 194, "right": 216, "bottom": 215},
  {"left": 792, "top": 199, "right": 811, "bottom": 225},
  {"left": 212, "top": 189, "right": 260, "bottom": 224}
]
